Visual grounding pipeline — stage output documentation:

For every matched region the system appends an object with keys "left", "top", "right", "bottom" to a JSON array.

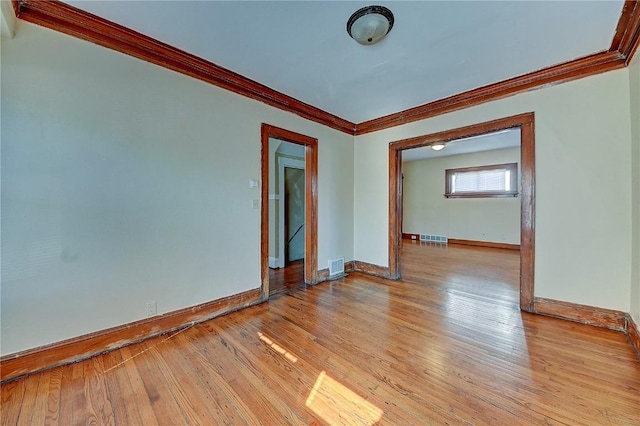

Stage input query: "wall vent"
[
  {"left": 329, "top": 257, "right": 345, "bottom": 277},
  {"left": 419, "top": 234, "right": 448, "bottom": 243}
]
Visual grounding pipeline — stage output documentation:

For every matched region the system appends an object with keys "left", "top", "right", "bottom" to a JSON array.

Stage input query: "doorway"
[
  {"left": 388, "top": 113, "right": 535, "bottom": 312},
  {"left": 268, "top": 144, "right": 305, "bottom": 296},
  {"left": 260, "top": 124, "right": 318, "bottom": 299},
  {"left": 284, "top": 166, "right": 305, "bottom": 264}
]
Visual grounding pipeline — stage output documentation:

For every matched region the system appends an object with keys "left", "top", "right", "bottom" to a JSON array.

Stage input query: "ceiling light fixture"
[
  {"left": 431, "top": 144, "right": 445, "bottom": 151},
  {"left": 347, "top": 5, "right": 394, "bottom": 45}
]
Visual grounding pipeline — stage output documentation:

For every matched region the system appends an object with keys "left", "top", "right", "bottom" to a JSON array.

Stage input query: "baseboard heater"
[{"left": 419, "top": 234, "right": 448, "bottom": 243}]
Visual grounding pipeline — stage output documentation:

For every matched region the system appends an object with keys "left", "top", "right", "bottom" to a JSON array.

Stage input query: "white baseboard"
[{"left": 269, "top": 257, "right": 283, "bottom": 269}]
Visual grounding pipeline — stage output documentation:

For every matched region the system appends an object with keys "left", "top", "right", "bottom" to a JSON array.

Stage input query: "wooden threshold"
[
  {"left": 0, "top": 288, "right": 263, "bottom": 383},
  {"left": 448, "top": 238, "right": 520, "bottom": 251}
]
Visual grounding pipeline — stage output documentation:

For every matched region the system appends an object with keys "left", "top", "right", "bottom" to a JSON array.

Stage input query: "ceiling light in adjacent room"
[{"left": 347, "top": 5, "right": 394, "bottom": 45}]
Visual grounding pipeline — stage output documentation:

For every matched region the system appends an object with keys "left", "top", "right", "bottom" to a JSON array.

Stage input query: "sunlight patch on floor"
[
  {"left": 257, "top": 332, "right": 298, "bottom": 363},
  {"left": 306, "top": 371, "right": 383, "bottom": 425}
]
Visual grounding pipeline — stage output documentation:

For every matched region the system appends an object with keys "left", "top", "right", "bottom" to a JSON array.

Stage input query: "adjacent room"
[
  {"left": 2, "top": 1, "right": 639, "bottom": 424},
  {"left": 399, "top": 130, "right": 522, "bottom": 306}
]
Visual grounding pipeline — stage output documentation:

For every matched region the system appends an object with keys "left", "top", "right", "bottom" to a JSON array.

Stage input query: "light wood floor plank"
[
  {"left": 193, "top": 323, "right": 304, "bottom": 424},
  {"left": 102, "top": 348, "right": 155, "bottom": 425},
  {"left": 128, "top": 338, "right": 199, "bottom": 424},
  {"left": 43, "top": 368, "right": 62, "bottom": 426},
  {"left": 13, "top": 375, "right": 39, "bottom": 426},
  {"left": 0, "top": 374, "right": 26, "bottom": 425},
  {"left": 27, "top": 370, "right": 50, "bottom": 425}
]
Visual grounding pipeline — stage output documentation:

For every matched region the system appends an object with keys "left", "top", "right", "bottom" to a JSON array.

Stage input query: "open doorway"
[
  {"left": 268, "top": 141, "right": 305, "bottom": 295},
  {"left": 260, "top": 124, "right": 318, "bottom": 299},
  {"left": 388, "top": 113, "right": 535, "bottom": 312},
  {"left": 284, "top": 165, "right": 305, "bottom": 264}
]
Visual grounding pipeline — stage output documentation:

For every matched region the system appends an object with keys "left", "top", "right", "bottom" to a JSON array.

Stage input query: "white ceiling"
[
  {"left": 66, "top": 1, "right": 624, "bottom": 124},
  {"left": 401, "top": 128, "right": 521, "bottom": 162}
]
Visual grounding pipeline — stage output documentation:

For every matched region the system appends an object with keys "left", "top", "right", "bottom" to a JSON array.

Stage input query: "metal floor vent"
[
  {"left": 329, "top": 257, "right": 345, "bottom": 277},
  {"left": 419, "top": 234, "right": 448, "bottom": 243}
]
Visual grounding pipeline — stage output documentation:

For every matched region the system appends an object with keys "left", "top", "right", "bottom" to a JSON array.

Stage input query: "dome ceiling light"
[{"left": 347, "top": 5, "right": 394, "bottom": 45}]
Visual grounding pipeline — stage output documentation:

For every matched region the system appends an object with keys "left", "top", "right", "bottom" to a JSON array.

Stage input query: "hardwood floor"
[
  {"left": 2, "top": 242, "right": 639, "bottom": 425},
  {"left": 269, "top": 260, "right": 305, "bottom": 297}
]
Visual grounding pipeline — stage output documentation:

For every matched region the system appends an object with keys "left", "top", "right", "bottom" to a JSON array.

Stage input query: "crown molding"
[
  {"left": 619, "top": 0, "right": 640, "bottom": 65},
  {"left": 355, "top": 51, "right": 625, "bottom": 135},
  {"left": 356, "top": 0, "right": 639, "bottom": 134},
  {"left": 14, "top": 0, "right": 356, "bottom": 135},
  {"left": 611, "top": 0, "right": 637, "bottom": 53},
  {"left": 13, "top": 0, "right": 640, "bottom": 136}
]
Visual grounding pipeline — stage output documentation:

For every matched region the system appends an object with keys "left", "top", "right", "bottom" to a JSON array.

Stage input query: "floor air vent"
[
  {"left": 329, "top": 257, "right": 345, "bottom": 277},
  {"left": 419, "top": 234, "right": 448, "bottom": 243}
]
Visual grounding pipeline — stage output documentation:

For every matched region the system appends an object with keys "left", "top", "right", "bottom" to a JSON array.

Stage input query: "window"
[{"left": 445, "top": 163, "right": 518, "bottom": 198}]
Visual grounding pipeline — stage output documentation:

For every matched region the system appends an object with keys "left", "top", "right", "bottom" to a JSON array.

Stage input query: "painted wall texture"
[
  {"left": 355, "top": 69, "right": 633, "bottom": 312},
  {"left": 1, "top": 22, "right": 354, "bottom": 355},
  {"left": 402, "top": 147, "right": 520, "bottom": 245},
  {"left": 1, "top": 18, "right": 637, "bottom": 356}
]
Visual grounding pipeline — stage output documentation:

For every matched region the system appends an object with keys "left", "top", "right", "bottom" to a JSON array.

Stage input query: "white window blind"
[
  {"left": 452, "top": 169, "right": 510, "bottom": 193},
  {"left": 445, "top": 163, "right": 518, "bottom": 198}
]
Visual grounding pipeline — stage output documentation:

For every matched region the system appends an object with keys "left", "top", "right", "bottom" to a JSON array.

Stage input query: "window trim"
[{"left": 444, "top": 162, "right": 518, "bottom": 199}]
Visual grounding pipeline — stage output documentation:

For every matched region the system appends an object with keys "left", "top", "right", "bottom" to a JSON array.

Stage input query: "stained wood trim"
[
  {"left": 391, "top": 113, "right": 534, "bottom": 150},
  {"left": 14, "top": 0, "right": 639, "bottom": 136},
  {"left": 0, "top": 288, "right": 263, "bottom": 383},
  {"left": 14, "top": 0, "right": 355, "bottom": 134},
  {"left": 612, "top": 1, "right": 638, "bottom": 51},
  {"left": 353, "top": 261, "right": 390, "bottom": 278},
  {"left": 402, "top": 233, "right": 420, "bottom": 240},
  {"left": 389, "top": 147, "right": 403, "bottom": 280},
  {"left": 614, "top": 0, "right": 640, "bottom": 64},
  {"left": 261, "top": 124, "right": 318, "bottom": 299},
  {"left": 627, "top": 314, "right": 640, "bottom": 359},
  {"left": 519, "top": 119, "right": 536, "bottom": 312},
  {"left": 355, "top": 52, "right": 623, "bottom": 135},
  {"left": 448, "top": 239, "right": 520, "bottom": 251},
  {"left": 533, "top": 297, "right": 628, "bottom": 332},
  {"left": 389, "top": 113, "right": 535, "bottom": 312}
]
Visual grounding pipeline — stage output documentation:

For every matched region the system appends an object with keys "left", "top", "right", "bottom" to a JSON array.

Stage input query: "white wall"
[
  {"left": 403, "top": 147, "right": 520, "bottom": 244},
  {"left": 630, "top": 51, "right": 640, "bottom": 324},
  {"left": 0, "top": 22, "right": 354, "bottom": 355},
  {"left": 355, "top": 69, "right": 632, "bottom": 312},
  {"left": 0, "top": 0, "right": 16, "bottom": 39}
]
